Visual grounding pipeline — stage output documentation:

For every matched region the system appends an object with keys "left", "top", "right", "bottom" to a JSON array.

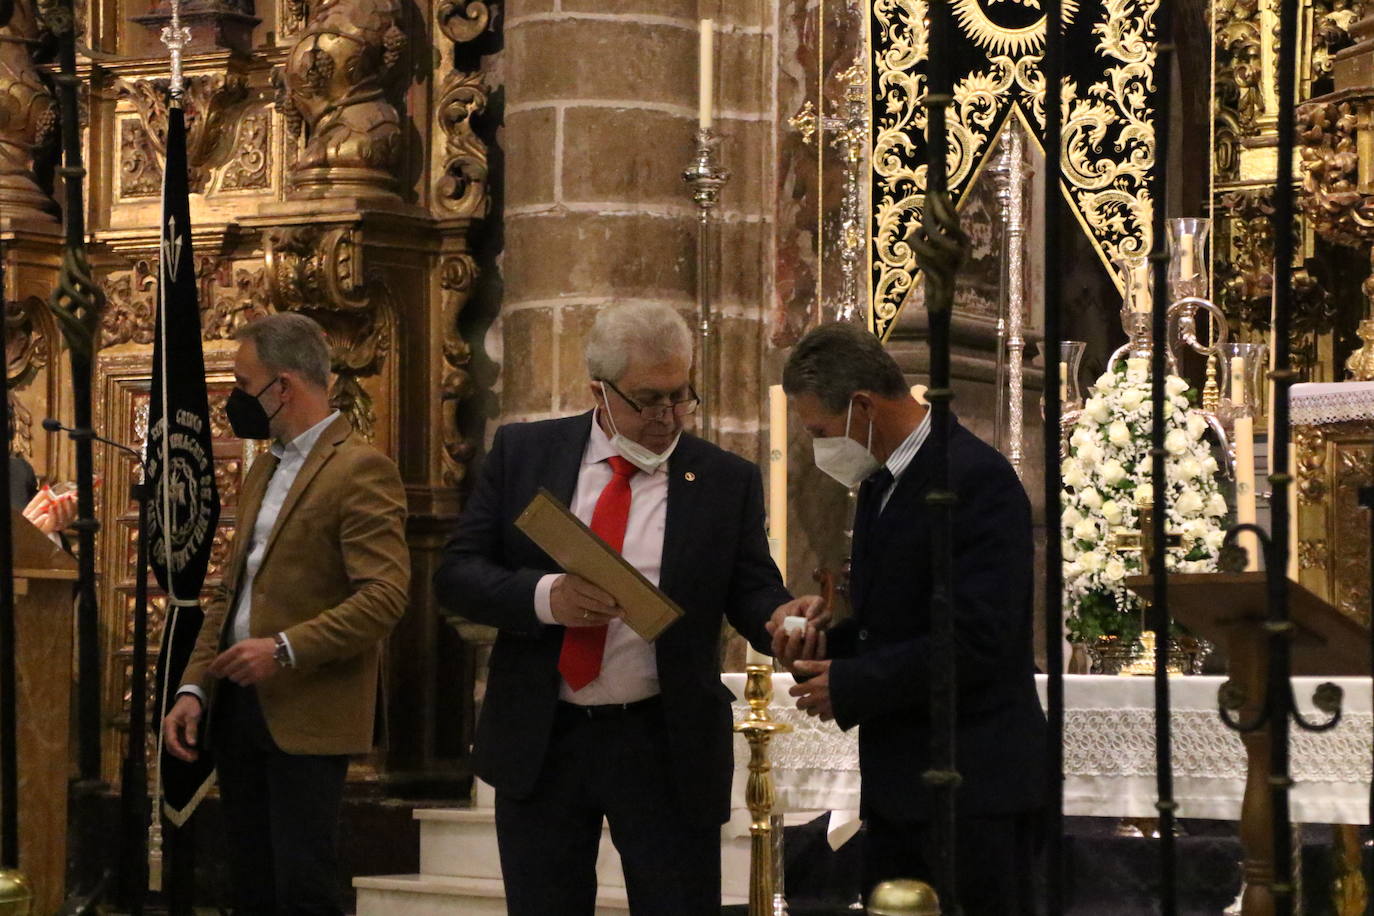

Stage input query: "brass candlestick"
[
  {"left": 683, "top": 127, "right": 729, "bottom": 443},
  {"left": 1106, "top": 493, "right": 1184, "bottom": 677},
  {"left": 733, "top": 664, "right": 790, "bottom": 916}
]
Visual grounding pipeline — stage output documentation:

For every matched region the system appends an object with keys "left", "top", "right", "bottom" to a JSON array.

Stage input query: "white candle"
[
  {"left": 1180, "top": 234, "right": 1195, "bottom": 281},
  {"left": 1230, "top": 356, "right": 1246, "bottom": 408},
  {"left": 1059, "top": 362, "right": 1068, "bottom": 402},
  {"left": 1233, "top": 415, "right": 1258, "bottom": 571},
  {"left": 698, "top": 19, "right": 714, "bottom": 129},
  {"left": 1131, "top": 262, "right": 1150, "bottom": 313},
  {"left": 1287, "top": 442, "right": 1299, "bottom": 582},
  {"left": 768, "top": 385, "right": 787, "bottom": 580}
]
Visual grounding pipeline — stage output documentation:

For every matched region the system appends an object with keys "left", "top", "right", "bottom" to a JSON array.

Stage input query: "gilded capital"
[
  {"left": 280, "top": 0, "right": 407, "bottom": 199},
  {"left": 0, "top": 0, "right": 57, "bottom": 220}
]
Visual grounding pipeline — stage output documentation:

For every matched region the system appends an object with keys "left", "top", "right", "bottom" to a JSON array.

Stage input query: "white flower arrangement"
[{"left": 1063, "top": 358, "right": 1227, "bottom": 644}]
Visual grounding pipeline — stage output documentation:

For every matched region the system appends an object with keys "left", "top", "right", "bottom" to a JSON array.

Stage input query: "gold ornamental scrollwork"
[
  {"left": 264, "top": 226, "right": 392, "bottom": 439},
  {"left": 117, "top": 73, "right": 248, "bottom": 193},
  {"left": 439, "top": 256, "right": 476, "bottom": 487},
  {"left": 436, "top": 71, "right": 490, "bottom": 219},
  {"left": 437, "top": 0, "right": 490, "bottom": 45},
  {"left": 871, "top": 0, "right": 1157, "bottom": 339}
]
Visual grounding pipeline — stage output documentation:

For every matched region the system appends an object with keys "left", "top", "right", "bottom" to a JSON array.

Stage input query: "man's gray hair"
[
  {"left": 233, "top": 313, "right": 332, "bottom": 390},
  {"left": 782, "top": 322, "right": 908, "bottom": 413},
  {"left": 584, "top": 302, "right": 693, "bottom": 381}
]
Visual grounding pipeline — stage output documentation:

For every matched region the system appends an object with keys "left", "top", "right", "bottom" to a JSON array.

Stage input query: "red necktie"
[{"left": 558, "top": 455, "right": 638, "bottom": 690}]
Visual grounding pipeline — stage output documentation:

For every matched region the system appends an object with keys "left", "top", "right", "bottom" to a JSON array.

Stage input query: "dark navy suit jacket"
[
  {"left": 434, "top": 411, "right": 790, "bottom": 825},
  {"left": 828, "top": 415, "right": 1046, "bottom": 822}
]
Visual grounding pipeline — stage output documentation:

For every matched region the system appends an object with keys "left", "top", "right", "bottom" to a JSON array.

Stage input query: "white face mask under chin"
[
  {"left": 812, "top": 401, "right": 880, "bottom": 488},
  {"left": 599, "top": 389, "right": 681, "bottom": 474}
]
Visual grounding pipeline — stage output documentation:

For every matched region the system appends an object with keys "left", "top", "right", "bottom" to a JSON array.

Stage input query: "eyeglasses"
[{"left": 598, "top": 378, "right": 700, "bottom": 421}]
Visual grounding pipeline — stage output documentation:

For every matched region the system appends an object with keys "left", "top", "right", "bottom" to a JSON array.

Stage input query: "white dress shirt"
[
  {"left": 879, "top": 408, "right": 931, "bottom": 512},
  {"left": 533, "top": 413, "right": 668, "bottom": 705},
  {"left": 178, "top": 411, "right": 340, "bottom": 704}
]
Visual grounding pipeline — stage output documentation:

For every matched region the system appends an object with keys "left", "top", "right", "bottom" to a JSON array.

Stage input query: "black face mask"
[{"left": 225, "top": 378, "right": 283, "bottom": 440}]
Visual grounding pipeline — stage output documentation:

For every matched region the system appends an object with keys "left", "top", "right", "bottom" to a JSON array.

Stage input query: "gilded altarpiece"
[
  {"left": 1295, "top": 419, "right": 1374, "bottom": 626},
  {"left": 869, "top": 0, "right": 1162, "bottom": 340},
  {"left": 0, "top": 0, "right": 495, "bottom": 790}
]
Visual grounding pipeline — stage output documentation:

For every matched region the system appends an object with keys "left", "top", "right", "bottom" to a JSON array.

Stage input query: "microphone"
[{"left": 42, "top": 417, "right": 144, "bottom": 465}]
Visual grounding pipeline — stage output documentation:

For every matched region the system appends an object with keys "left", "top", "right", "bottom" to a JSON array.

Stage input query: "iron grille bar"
[
  {"left": 1268, "top": 0, "right": 1300, "bottom": 908},
  {"left": 919, "top": 0, "right": 963, "bottom": 909},
  {"left": 1042, "top": 0, "right": 1067, "bottom": 909},
  {"left": 1148, "top": 4, "right": 1178, "bottom": 911}
]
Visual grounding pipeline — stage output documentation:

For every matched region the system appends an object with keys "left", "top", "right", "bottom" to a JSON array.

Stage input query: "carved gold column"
[
  {"left": 0, "top": 0, "right": 64, "bottom": 482},
  {"left": 1297, "top": 11, "right": 1374, "bottom": 380}
]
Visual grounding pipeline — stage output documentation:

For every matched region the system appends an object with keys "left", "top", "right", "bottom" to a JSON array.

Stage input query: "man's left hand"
[
  {"left": 766, "top": 595, "right": 829, "bottom": 668},
  {"left": 208, "top": 638, "right": 281, "bottom": 686},
  {"left": 789, "top": 659, "right": 834, "bottom": 721}
]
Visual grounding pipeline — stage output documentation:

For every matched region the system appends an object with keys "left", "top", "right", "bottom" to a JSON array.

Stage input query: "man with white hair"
[{"left": 435, "top": 302, "right": 821, "bottom": 914}]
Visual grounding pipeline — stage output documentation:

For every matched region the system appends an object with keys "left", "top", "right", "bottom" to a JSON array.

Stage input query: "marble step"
[
  {"left": 415, "top": 807, "right": 626, "bottom": 887},
  {"left": 354, "top": 874, "right": 633, "bottom": 916},
  {"left": 355, "top": 873, "right": 750, "bottom": 915}
]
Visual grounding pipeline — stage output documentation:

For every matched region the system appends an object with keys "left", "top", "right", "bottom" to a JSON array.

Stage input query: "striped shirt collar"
[{"left": 884, "top": 408, "right": 931, "bottom": 483}]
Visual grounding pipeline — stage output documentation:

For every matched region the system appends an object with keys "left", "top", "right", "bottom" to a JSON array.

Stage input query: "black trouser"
[
  {"left": 862, "top": 810, "right": 1041, "bottom": 916},
  {"left": 494, "top": 697, "right": 722, "bottom": 916},
  {"left": 214, "top": 683, "right": 350, "bottom": 916}
]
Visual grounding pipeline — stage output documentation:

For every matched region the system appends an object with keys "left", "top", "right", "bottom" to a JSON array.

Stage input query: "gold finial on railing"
[
  {"left": 0, "top": 868, "right": 32, "bottom": 916},
  {"left": 867, "top": 879, "right": 941, "bottom": 915},
  {"left": 732, "top": 664, "right": 791, "bottom": 916}
]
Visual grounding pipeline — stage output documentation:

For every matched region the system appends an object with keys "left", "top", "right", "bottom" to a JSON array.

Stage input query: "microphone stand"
[{"left": 43, "top": 419, "right": 150, "bottom": 914}]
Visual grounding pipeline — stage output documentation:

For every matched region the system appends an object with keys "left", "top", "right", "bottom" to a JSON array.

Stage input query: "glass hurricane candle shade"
[
  {"left": 1218, "top": 341, "right": 1268, "bottom": 422},
  {"left": 1167, "top": 218, "right": 1211, "bottom": 302},
  {"left": 1060, "top": 340, "right": 1087, "bottom": 410}
]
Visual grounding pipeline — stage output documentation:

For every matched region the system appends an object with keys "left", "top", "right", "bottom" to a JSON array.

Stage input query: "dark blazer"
[
  {"left": 8, "top": 455, "right": 36, "bottom": 510},
  {"left": 435, "top": 411, "right": 790, "bottom": 825},
  {"left": 828, "top": 415, "right": 1046, "bottom": 822}
]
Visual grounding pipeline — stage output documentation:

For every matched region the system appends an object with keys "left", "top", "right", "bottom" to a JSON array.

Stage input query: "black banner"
[{"left": 148, "top": 104, "right": 220, "bottom": 825}]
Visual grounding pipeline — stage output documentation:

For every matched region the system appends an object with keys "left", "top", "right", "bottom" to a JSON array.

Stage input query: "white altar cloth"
[{"left": 726, "top": 673, "right": 1374, "bottom": 827}]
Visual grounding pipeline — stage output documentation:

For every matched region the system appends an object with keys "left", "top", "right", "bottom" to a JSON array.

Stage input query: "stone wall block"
[
  {"left": 557, "top": 303, "right": 601, "bottom": 410},
  {"left": 507, "top": 20, "right": 694, "bottom": 105},
  {"left": 560, "top": 0, "right": 697, "bottom": 17},
  {"left": 501, "top": 307, "right": 556, "bottom": 414},
  {"left": 562, "top": 107, "right": 696, "bottom": 205},
  {"left": 713, "top": 315, "right": 763, "bottom": 422},
  {"left": 504, "top": 107, "right": 559, "bottom": 208},
  {"left": 504, "top": 212, "right": 696, "bottom": 301}
]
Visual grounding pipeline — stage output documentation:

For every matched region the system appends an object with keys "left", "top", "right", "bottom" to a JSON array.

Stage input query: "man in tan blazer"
[{"left": 162, "top": 313, "right": 410, "bottom": 916}]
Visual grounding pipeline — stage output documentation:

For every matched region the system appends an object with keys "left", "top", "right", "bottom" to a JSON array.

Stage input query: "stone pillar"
[{"left": 496, "top": 0, "right": 776, "bottom": 464}]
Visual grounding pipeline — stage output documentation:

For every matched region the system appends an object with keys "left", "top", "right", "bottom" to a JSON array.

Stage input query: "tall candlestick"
[
  {"left": 1179, "top": 233, "right": 1195, "bottom": 281},
  {"left": 1230, "top": 356, "right": 1246, "bottom": 408},
  {"left": 1233, "top": 415, "right": 1259, "bottom": 571},
  {"left": 768, "top": 385, "right": 787, "bottom": 580},
  {"left": 698, "top": 19, "right": 715, "bottom": 129}
]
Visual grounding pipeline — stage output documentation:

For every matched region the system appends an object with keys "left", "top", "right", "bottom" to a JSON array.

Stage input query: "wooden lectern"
[
  {"left": 4, "top": 508, "right": 77, "bottom": 916},
  {"left": 1127, "top": 571, "right": 1366, "bottom": 916}
]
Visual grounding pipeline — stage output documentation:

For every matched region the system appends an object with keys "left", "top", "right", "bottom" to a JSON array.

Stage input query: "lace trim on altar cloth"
[
  {"left": 1059, "top": 708, "right": 1372, "bottom": 784},
  {"left": 1290, "top": 382, "right": 1374, "bottom": 426},
  {"left": 732, "top": 700, "right": 1374, "bottom": 786}
]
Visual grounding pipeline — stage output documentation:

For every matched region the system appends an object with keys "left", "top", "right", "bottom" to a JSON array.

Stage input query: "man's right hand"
[
  {"left": 549, "top": 574, "right": 623, "bottom": 627},
  {"left": 163, "top": 694, "right": 203, "bottom": 762}
]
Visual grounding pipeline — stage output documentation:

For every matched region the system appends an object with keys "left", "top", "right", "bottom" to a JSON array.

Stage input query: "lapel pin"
[{"left": 684, "top": 471, "right": 696, "bottom": 482}]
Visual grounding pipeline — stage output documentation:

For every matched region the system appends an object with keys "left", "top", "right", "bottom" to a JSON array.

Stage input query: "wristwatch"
[{"left": 272, "top": 632, "right": 293, "bottom": 669}]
